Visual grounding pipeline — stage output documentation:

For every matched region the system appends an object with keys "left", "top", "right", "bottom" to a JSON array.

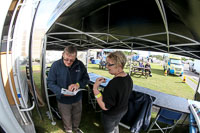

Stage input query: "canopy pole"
[
  {"left": 155, "top": 0, "right": 170, "bottom": 52},
  {"left": 42, "top": 35, "right": 56, "bottom": 125},
  {"left": 107, "top": 4, "right": 110, "bottom": 42},
  {"left": 194, "top": 74, "right": 200, "bottom": 100},
  {"left": 80, "top": 17, "right": 84, "bottom": 46},
  {"left": 47, "top": 35, "right": 89, "bottom": 49},
  {"left": 86, "top": 50, "right": 89, "bottom": 70},
  {"left": 129, "top": 43, "right": 133, "bottom": 75},
  {"left": 55, "top": 22, "right": 107, "bottom": 44}
]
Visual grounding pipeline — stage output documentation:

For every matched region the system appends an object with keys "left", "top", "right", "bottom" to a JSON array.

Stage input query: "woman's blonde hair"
[{"left": 107, "top": 51, "right": 127, "bottom": 69}]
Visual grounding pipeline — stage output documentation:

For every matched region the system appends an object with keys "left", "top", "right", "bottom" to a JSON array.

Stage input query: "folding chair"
[
  {"left": 147, "top": 108, "right": 182, "bottom": 133},
  {"left": 87, "top": 84, "right": 102, "bottom": 112}
]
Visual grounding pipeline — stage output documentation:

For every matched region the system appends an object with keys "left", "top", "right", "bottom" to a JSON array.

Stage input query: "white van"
[
  {"left": 193, "top": 60, "right": 200, "bottom": 74},
  {"left": 163, "top": 55, "right": 184, "bottom": 76},
  {"left": 189, "top": 61, "right": 194, "bottom": 72}
]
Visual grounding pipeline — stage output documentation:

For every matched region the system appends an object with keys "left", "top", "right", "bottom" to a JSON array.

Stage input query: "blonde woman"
[{"left": 93, "top": 51, "right": 133, "bottom": 133}]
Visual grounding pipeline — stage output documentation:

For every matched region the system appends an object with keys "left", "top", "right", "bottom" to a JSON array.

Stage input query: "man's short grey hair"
[
  {"left": 107, "top": 51, "right": 127, "bottom": 69},
  {"left": 63, "top": 45, "right": 77, "bottom": 55}
]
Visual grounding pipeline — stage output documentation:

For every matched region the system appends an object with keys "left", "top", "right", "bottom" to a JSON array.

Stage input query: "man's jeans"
[{"left": 58, "top": 100, "right": 82, "bottom": 132}]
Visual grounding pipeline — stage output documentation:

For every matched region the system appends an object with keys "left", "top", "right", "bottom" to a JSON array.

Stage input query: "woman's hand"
[{"left": 93, "top": 77, "right": 106, "bottom": 89}]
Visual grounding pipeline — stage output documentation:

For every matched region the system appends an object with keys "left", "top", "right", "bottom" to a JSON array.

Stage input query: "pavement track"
[{"left": 182, "top": 64, "right": 199, "bottom": 91}]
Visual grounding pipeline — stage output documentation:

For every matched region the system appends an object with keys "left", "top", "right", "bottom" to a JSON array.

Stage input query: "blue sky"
[
  {"left": 0, "top": 0, "right": 60, "bottom": 29},
  {"left": 35, "top": 0, "right": 60, "bottom": 29}
]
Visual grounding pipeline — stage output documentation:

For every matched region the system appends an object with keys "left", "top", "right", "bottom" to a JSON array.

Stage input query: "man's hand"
[{"left": 68, "top": 83, "right": 79, "bottom": 92}]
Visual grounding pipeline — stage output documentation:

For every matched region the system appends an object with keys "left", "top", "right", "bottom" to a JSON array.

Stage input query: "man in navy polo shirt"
[{"left": 47, "top": 45, "right": 89, "bottom": 133}]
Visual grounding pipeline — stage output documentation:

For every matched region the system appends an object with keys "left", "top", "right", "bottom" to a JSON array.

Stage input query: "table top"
[
  {"left": 89, "top": 73, "right": 190, "bottom": 113},
  {"left": 132, "top": 66, "right": 150, "bottom": 70},
  {"left": 89, "top": 73, "right": 111, "bottom": 87},
  {"left": 134, "top": 85, "right": 189, "bottom": 113}
]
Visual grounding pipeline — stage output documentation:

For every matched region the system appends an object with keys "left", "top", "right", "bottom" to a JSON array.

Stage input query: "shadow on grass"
[
  {"left": 131, "top": 74, "right": 148, "bottom": 79},
  {"left": 145, "top": 117, "right": 189, "bottom": 133},
  {"left": 33, "top": 89, "right": 189, "bottom": 133},
  {"left": 35, "top": 126, "right": 49, "bottom": 133},
  {"left": 33, "top": 106, "right": 65, "bottom": 133},
  {"left": 151, "top": 68, "right": 164, "bottom": 76},
  {"left": 175, "top": 81, "right": 185, "bottom": 84},
  {"left": 130, "top": 67, "right": 165, "bottom": 78},
  {"left": 81, "top": 92, "right": 104, "bottom": 133},
  {"left": 81, "top": 91, "right": 131, "bottom": 133}
]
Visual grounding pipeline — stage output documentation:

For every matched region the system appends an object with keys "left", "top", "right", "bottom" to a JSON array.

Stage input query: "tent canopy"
[{"left": 46, "top": 0, "right": 200, "bottom": 59}]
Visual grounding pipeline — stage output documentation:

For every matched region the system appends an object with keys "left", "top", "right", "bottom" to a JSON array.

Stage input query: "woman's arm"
[{"left": 93, "top": 78, "right": 108, "bottom": 110}]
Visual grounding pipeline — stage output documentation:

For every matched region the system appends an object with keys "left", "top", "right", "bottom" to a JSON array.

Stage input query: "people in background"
[
  {"left": 151, "top": 58, "right": 153, "bottom": 63},
  {"left": 139, "top": 61, "right": 144, "bottom": 72},
  {"left": 99, "top": 57, "right": 106, "bottom": 69},
  {"left": 139, "top": 62, "right": 144, "bottom": 67},
  {"left": 93, "top": 51, "right": 133, "bottom": 133},
  {"left": 145, "top": 62, "right": 152, "bottom": 77},
  {"left": 47, "top": 45, "right": 89, "bottom": 133}
]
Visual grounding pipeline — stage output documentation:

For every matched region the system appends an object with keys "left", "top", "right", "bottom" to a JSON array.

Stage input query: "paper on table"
[{"left": 61, "top": 88, "right": 87, "bottom": 96}]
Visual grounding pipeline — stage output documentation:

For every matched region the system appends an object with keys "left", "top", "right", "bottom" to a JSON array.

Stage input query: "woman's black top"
[{"left": 102, "top": 74, "right": 133, "bottom": 115}]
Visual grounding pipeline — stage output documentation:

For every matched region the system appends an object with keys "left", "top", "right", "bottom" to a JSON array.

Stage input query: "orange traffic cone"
[
  {"left": 164, "top": 70, "right": 167, "bottom": 76},
  {"left": 183, "top": 75, "right": 186, "bottom": 83}
]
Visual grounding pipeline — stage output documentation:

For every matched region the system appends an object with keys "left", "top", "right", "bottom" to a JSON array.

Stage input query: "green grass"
[
  {"left": 32, "top": 93, "right": 130, "bottom": 133},
  {"left": 88, "top": 63, "right": 195, "bottom": 99},
  {"left": 32, "top": 63, "right": 193, "bottom": 133},
  {"left": 32, "top": 64, "right": 41, "bottom": 71}
]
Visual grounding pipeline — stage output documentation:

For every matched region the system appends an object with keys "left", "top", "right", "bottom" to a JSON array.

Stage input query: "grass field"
[
  {"left": 88, "top": 63, "right": 195, "bottom": 99},
  {"left": 32, "top": 63, "right": 194, "bottom": 133}
]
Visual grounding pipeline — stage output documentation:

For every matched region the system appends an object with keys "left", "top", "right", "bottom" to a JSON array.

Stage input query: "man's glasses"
[
  {"left": 63, "top": 57, "right": 75, "bottom": 63},
  {"left": 106, "top": 62, "right": 115, "bottom": 67}
]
